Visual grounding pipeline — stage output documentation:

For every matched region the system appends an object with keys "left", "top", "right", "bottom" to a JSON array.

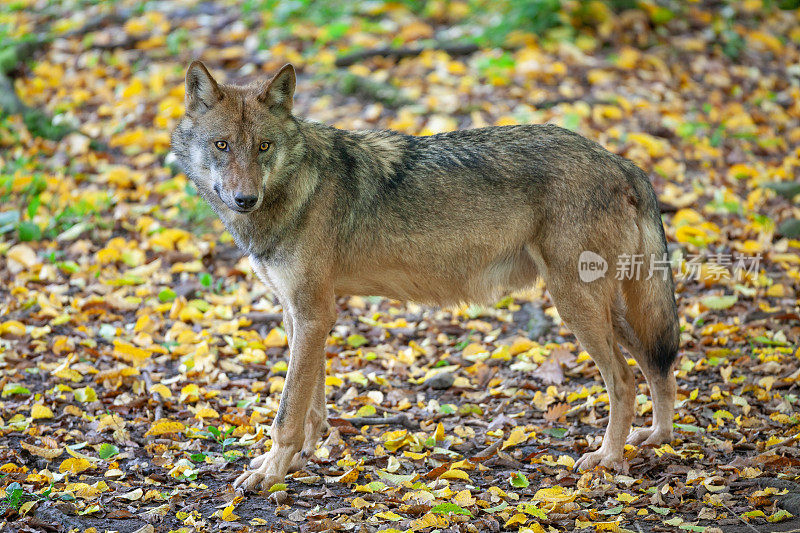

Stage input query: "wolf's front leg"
[
  {"left": 289, "top": 358, "right": 327, "bottom": 472},
  {"left": 234, "top": 305, "right": 335, "bottom": 493}
]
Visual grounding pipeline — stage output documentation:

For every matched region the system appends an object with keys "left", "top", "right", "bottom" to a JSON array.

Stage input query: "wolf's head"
[{"left": 171, "top": 61, "right": 301, "bottom": 214}]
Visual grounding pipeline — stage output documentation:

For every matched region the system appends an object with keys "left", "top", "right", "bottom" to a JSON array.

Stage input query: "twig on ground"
[
  {"left": 531, "top": 95, "right": 615, "bottom": 109},
  {"left": 142, "top": 369, "right": 164, "bottom": 421},
  {"left": 335, "top": 42, "right": 480, "bottom": 67},
  {"left": 244, "top": 312, "right": 284, "bottom": 324},
  {"left": 344, "top": 414, "right": 416, "bottom": 429},
  {"left": 469, "top": 439, "right": 503, "bottom": 462},
  {"left": 336, "top": 72, "right": 413, "bottom": 109},
  {"left": 718, "top": 498, "right": 760, "bottom": 533}
]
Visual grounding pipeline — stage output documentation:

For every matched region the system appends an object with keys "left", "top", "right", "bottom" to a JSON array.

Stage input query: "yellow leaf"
[
  {"left": 766, "top": 284, "right": 785, "bottom": 297},
  {"left": 747, "top": 31, "right": 782, "bottom": 54},
  {"left": 355, "top": 404, "right": 376, "bottom": 417},
  {"left": 654, "top": 444, "right": 678, "bottom": 457},
  {"left": 119, "top": 488, "right": 144, "bottom": 501},
  {"left": 180, "top": 384, "right": 200, "bottom": 403},
  {"left": 113, "top": 341, "right": 152, "bottom": 366},
  {"left": 31, "top": 404, "right": 53, "bottom": 419},
  {"left": 325, "top": 375, "right": 344, "bottom": 387},
  {"left": 97, "top": 414, "right": 126, "bottom": 432},
  {"left": 502, "top": 426, "right": 530, "bottom": 450},
  {"left": 374, "top": 511, "right": 403, "bottom": 521},
  {"left": 412, "top": 512, "right": 449, "bottom": 530},
  {"left": 20, "top": 441, "right": 63, "bottom": 460},
  {"left": 533, "top": 486, "right": 576, "bottom": 504},
  {"left": 221, "top": 504, "right": 239, "bottom": 521},
  {"left": 509, "top": 337, "right": 536, "bottom": 355},
  {"left": 462, "top": 343, "right": 488, "bottom": 357},
  {"left": 144, "top": 419, "right": 186, "bottom": 436},
  {"left": 439, "top": 469, "right": 469, "bottom": 481},
  {"left": 263, "top": 327, "right": 288, "bottom": 347},
  {"left": 65, "top": 481, "right": 109, "bottom": 499},
  {"left": 382, "top": 429, "right": 411, "bottom": 452},
  {"left": 434, "top": 422, "right": 445, "bottom": 442},
  {"left": 627, "top": 132, "right": 666, "bottom": 158},
  {"left": 7, "top": 244, "right": 39, "bottom": 274},
  {"left": 453, "top": 489, "right": 475, "bottom": 507},
  {"left": 195, "top": 407, "right": 219, "bottom": 420},
  {"left": 65, "top": 445, "right": 97, "bottom": 462},
  {"left": 521, "top": 524, "right": 547, "bottom": 533},
  {"left": 505, "top": 513, "right": 528, "bottom": 527},
  {"left": 73, "top": 386, "right": 97, "bottom": 403},
  {"left": 352, "top": 496, "right": 371, "bottom": 509},
  {"left": 403, "top": 451, "right": 428, "bottom": 460},
  {"left": 53, "top": 367, "right": 83, "bottom": 382},
  {"left": 334, "top": 467, "right": 359, "bottom": 484},
  {"left": 0, "top": 463, "right": 26, "bottom": 474},
  {"left": 615, "top": 46, "right": 640, "bottom": 69},
  {"left": 122, "top": 78, "right": 144, "bottom": 99},
  {"left": 759, "top": 376, "right": 776, "bottom": 392},
  {"left": 495, "top": 115, "right": 519, "bottom": 126},
  {"left": 556, "top": 455, "right": 575, "bottom": 469},
  {"left": 18, "top": 501, "right": 36, "bottom": 516},
  {"left": 150, "top": 384, "right": 172, "bottom": 398},
  {"left": 0, "top": 320, "right": 26, "bottom": 336},
  {"left": 59, "top": 457, "right": 93, "bottom": 474},
  {"left": 270, "top": 376, "right": 285, "bottom": 394}
]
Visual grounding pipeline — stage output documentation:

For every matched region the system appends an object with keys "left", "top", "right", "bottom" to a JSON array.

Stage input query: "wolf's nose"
[{"left": 234, "top": 195, "right": 257, "bottom": 210}]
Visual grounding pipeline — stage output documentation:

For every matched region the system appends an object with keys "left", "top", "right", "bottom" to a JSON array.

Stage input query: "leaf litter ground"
[{"left": 0, "top": 1, "right": 799, "bottom": 532}]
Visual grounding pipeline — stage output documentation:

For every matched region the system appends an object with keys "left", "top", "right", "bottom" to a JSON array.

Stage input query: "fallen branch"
[
  {"left": 335, "top": 42, "right": 480, "bottom": 67},
  {"left": 718, "top": 498, "right": 760, "bottom": 533},
  {"left": 531, "top": 95, "right": 615, "bottom": 109},
  {"left": 142, "top": 369, "right": 165, "bottom": 421},
  {"left": 244, "top": 311, "right": 284, "bottom": 323},
  {"left": 469, "top": 439, "right": 502, "bottom": 462},
  {"left": 337, "top": 72, "right": 413, "bottom": 109},
  {"left": 343, "top": 414, "right": 416, "bottom": 429}
]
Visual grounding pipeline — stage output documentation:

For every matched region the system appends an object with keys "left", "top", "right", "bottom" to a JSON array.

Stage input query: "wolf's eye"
[
  {"left": 259, "top": 141, "right": 271, "bottom": 152},
  {"left": 215, "top": 140, "right": 228, "bottom": 151}
]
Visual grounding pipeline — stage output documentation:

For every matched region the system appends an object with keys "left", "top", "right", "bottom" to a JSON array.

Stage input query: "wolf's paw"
[
  {"left": 248, "top": 451, "right": 270, "bottom": 470},
  {"left": 234, "top": 451, "right": 285, "bottom": 494},
  {"left": 289, "top": 449, "right": 312, "bottom": 472},
  {"left": 233, "top": 468, "right": 283, "bottom": 494},
  {"left": 288, "top": 416, "right": 328, "bottom": 472},
  {"left": 626, "top": 426, "right": 672, "bottom": 447},
  {"left": 574, "top": 449, "right": 625, "bottom": 472}
]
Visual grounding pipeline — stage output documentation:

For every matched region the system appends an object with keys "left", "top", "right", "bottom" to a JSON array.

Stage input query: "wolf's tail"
[{"left": 613, "top": 165, "right": 680, "bottom": 375}]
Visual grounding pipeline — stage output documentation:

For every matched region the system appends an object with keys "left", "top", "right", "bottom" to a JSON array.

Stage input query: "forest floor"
[{"left": 1, "top": 1, "right": 799, "bottom": 532}]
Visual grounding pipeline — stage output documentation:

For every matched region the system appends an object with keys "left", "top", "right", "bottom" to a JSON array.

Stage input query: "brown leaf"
[{"left": 544, "top": 402, "right": 570, "bottom": 423}]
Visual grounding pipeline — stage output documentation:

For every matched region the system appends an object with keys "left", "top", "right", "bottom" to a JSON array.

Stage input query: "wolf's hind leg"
[
  {"left": 617, "top": 318, "right": 675, "bottom": 446},
  {"left": 548, "top": 281, "right": 635, "bottom": 472},
  {"left": 613, "top": 285, "right": 677, "bottom": 447},
  {"left": 625, "top": 371, "right": 675, "bottom": 446}
]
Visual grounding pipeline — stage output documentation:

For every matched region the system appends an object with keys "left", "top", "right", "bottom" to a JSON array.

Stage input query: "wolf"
[{"left": 171, "top": 61, "right": 680, "bottom": 494}]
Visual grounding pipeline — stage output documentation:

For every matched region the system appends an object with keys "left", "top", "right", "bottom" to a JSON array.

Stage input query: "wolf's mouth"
[{"left": 213, "top": 184, "right": 258, "bottom": 214}]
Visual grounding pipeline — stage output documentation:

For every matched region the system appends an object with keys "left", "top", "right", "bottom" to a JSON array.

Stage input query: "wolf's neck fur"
[{"left": 218, "top": 120, "right": 410, "bottom": 261}]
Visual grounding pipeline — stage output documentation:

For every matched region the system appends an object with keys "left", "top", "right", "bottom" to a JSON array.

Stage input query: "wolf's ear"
[
  {"left": 185, "top": 61, "right": 222, "bottom": 114},
  {"left": 258, "top": 64, "right": 296, "bottom": 114}
]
